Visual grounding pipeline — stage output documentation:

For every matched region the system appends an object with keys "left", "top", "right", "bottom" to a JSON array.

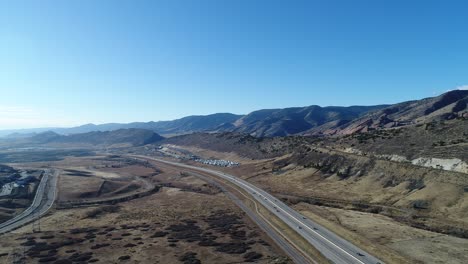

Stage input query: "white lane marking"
[
  {"left": 145, "top": 157, "right": 367, "bottom": 264},
  {"left": 0, "top": 170, "right": 49, "bottom": 230},
  {"left": 192, "top": 172, "right": 316, "bottom": 264},
  {"left": 219, "top": 172, "right": 366, "bottom": 264},
  {"left": 36, "top": 170, "right": 58, "bottom": 218}
]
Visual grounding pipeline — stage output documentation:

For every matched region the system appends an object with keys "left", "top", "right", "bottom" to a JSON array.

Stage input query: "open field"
[
  {"left": 0, "top": 155, "right": 288, "bottom": 264},
  {"left": 294, "top": 203, "right": 468, "bottom": 264},
  {"left": 153, "top": 145, "right": 468, "bottom": 263},
  {"left": 0, "top": 149, "right": 94, "bottom": 163},
  {"left": 10, "top": 155, "right": 157, "bottom": 207},
  {"left": 151, "top": 161, "right": 321, "bottom": 263},
  {"left": 1, "top": 126, "right": 466, "bottom": 263},
  {"left": 0, "top": 188, "right": 287, "bottom": 263}
]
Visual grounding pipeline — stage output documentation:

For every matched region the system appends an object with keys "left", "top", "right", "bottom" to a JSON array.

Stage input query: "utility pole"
[
  {"left": 11, "top": 247, "right": 25, "bottom": 264},
  {"left": 32, "top": 203, "right": 41, "bottom": 233},
  {"left": 32, "top": 210, "right": 40, "bottom": 233}
]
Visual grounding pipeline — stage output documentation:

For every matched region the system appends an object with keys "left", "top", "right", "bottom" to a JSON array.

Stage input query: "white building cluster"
[
  {"left": 155, "top": 145, "right": 240, "bottom": 167},
  {"left": 194, "top": 158, "right": 239, "bottom": 167}
]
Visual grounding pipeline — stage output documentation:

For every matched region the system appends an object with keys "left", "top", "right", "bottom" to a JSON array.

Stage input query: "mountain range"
[
  {"left": 0, "top": 129, "right": 164, "bottom": 148},
  {"left": 0, "top": 113, "right": 242, "bottom": 138},
  {"left": 320, "top": 89, "right": 468, "bottom": 136},
  {"left": 230, "top": 105, "right": 387, "bottom": 137},
  {"left": 1, "top": 90, "right": 466, "bottom": 139}
]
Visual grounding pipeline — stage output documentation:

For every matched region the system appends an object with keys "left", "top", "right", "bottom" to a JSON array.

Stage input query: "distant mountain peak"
[{"left": 0, "top": 91, "right": 465, "bottom": 139}]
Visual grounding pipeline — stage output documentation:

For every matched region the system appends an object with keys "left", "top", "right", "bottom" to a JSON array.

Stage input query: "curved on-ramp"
[{"left": 0, "top": 169, "right": 58, "bottom": 234}]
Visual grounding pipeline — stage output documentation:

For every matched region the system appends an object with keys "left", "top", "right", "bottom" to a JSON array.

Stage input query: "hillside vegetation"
[{"left": 158, "top": 116, "right": 468, "bottom": 240}]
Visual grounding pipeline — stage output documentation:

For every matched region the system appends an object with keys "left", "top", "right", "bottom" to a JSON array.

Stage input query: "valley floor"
[
  {"left": 150, "top": 144, "right": 468, "bottom": 264},
  {"left": 0, "top": 156, "right": 287, "bottom": 264}
]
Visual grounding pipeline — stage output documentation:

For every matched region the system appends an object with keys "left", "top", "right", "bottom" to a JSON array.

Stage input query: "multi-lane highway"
[
  {"left": 0, "top": 169, "right": 58, "bottom": 234},
  {"left": 136, "top": 156, "right": 384, "bottom": 264},
  {"left": 187, "top": 170, "right": 312, "bottom": 264}
]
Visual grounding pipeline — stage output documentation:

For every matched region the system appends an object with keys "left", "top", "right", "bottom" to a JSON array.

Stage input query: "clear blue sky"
[{"left": 1, "top": 0, "right": 467, "bottom": 129}]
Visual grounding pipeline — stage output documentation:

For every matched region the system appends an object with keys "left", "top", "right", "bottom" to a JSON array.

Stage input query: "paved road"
[
  {"left": 0, "top": 169, "right": 58, "bottom": 234},
  {"left": 136, "top": 156, "right": 384, "bottom": 264},
  {"left": 188, "top": 171, "right": 312, "bottom": 264},
  {"left": 55, "top": 170, "right": 155, "bottom": 208}
]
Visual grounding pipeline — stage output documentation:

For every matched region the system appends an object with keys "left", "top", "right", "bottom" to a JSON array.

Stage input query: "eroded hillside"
[{"left": 149, "top": 117, "right": 467, "bottom": 263}]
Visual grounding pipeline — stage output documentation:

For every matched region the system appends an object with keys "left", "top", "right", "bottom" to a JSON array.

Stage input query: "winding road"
[
  {"left": 0, "top": 169, "right": 58, "bottom": 234},
  {"left": 0, "top": 155, "right": 385, "bottom": 263},
  {"left": 135, "top": 155, "right": 384, "bottom": 264}
]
